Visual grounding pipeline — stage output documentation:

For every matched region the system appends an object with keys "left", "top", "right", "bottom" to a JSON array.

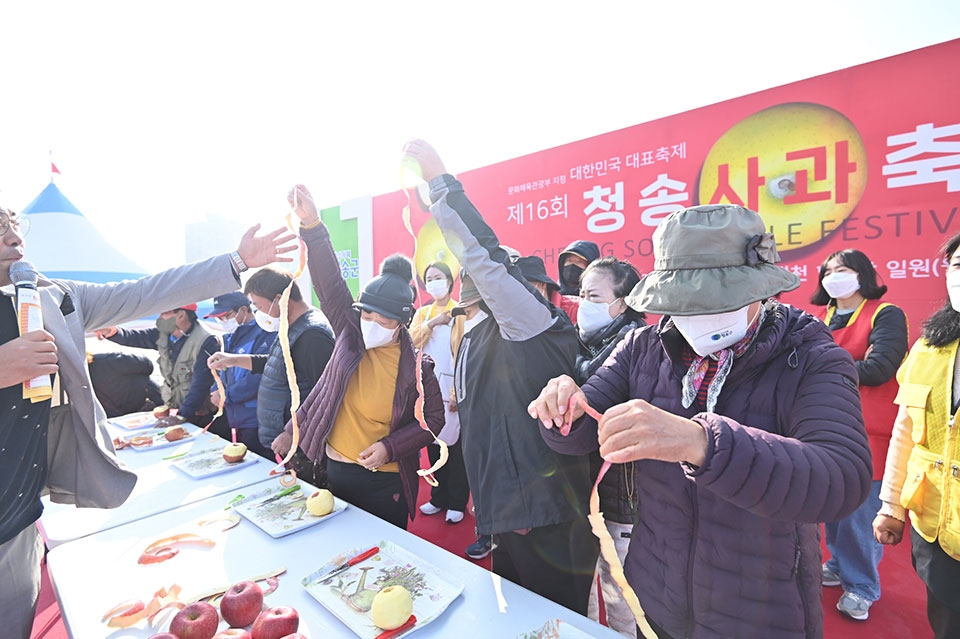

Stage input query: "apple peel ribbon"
[
  {"left": 269, "top": 191, "right": 308, "bottom": 484},
  {"left": 573, "top": 394, "right": 657, "bottom": 639},
  {"left": 211, "top": 332, "right": 226, "bottom": 420},
  {"left": 102, "top": 584, "right": 182, "bottom": 628},
  {"left": 138, "top": 514, "right": 240, "bottom": 565},
  {"left": 187, "top": 567, "right": 287, "bottom": 604},
  {"left": 399, "top": 171, "right": 449, "bottom": 487}
]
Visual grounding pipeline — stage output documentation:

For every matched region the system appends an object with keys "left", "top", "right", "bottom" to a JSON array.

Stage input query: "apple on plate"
[
  {"left": 169, "top": 601, "right": 219, "bottom": 639},
  {"left": 212, "top": 630, "right": 252, "bottom": 639},
  {"left": 154, "top": 405, "right": 171, "bottom": 418},
  {"left": 251, "top": 606, "right": 299, "bottom": 639},
  {"left": 219, "top": 580, "right": 263, "bottom": 627},
  {"left": 306, "top": 489, "right": 334, "bottom": 517},
  {"left": 222, "top": 442, "right": 248, "bottom": 464},
  {"left": 164, "top": 426, "right": 188, "bottom": 442},
  {"left": 371, "top": 585, "right": 413, "bottom": 630}
]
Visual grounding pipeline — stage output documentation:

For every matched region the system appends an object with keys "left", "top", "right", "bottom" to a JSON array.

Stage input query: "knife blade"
[{"left": 315, "top": 546, "right": 380, "bottom": 583}]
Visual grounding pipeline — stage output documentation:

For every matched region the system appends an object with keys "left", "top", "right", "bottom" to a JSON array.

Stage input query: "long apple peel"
[{"left": 571, "top": 394, "right": 657, "bottom": 639}]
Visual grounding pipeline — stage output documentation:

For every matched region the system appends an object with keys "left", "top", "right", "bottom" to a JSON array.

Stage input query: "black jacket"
[
  {"left": 558, "top": 240, "right": 600, "bottom": 295},
  {"left": 430, "top": 174, "right": 591, "bottom": 535},
  {"left": 88, "top": 352, "right": 162, "bottom": 418},
  {"left": 575, "top": 314, "right": 644, "bottom": 524}
]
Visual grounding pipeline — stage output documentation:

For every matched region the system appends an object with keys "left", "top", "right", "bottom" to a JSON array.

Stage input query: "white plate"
[
  {"left": 235, "top": 483, "right": 348, "bottom": 538},
  {"left": 172, "top": 446, "right": 258, "bottom": 478}
]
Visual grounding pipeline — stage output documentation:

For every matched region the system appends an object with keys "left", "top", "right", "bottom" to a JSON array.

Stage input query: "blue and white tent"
[{"left": 20, "top": 182, "right": 147, "bottom": 283}]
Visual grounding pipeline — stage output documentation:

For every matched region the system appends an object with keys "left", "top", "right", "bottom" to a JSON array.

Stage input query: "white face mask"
[
  {"left": 821, "top": 271, "right": 860, "bottom": 300},
  {"left": 425, "top": 279, "right": 449, "bottom": 299},
  {"left": 948, "top": 270, "right": 960, "bottom": 312},
  {"left": 463, "top": 310, "right": 489, "bottom": 333},
  {"left": 254, "top": 299, "right": 280, "bottom": 333},
  {"left": 219, "top": 317, "right": 239, "bottom": 334},
  {"left": 672, "top": 306, "right": 751, "bottom": 357},
  {"left": 361, "top": 318, "right": 398, "bottom": 349},
  {"left": 577, "top": 299, "right": 619, "bottom": 336}
]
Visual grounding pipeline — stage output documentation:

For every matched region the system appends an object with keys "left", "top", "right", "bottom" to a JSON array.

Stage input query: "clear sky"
[{"left": 1, "top": 1, "right": 957, "bottom": 272}]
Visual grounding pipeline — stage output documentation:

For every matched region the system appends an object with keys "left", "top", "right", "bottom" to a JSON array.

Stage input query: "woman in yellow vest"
[
  {"left": 810, "top": 248, "right": 909, "bottom": 621},
  {"left": 409, "top": 261, "right": 470, "bottom": 523},
  {"left": 874, "top": 232, "right": 960, "bottom": 638}
]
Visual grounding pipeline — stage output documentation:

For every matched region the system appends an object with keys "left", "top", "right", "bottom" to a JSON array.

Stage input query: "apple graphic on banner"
[
  {"left": 306, "top": 489, "right": 335, "bottom": 517},
  {"left": 165, "top": 426, "right": 188, "bottom": 442},
  {"left": 413, "top": 218, "right": 460, "bottom": 290},
  {"left": 222, "top": 442, "right": 248, "bottom": 464},
  {"left": 251, "top": 606, "right": 299, "bottom": 639},
  {"left": 169, "top": 601, "right": 219, "bottom": 639},
  {"left": 219, "top": 580, "right": 263, "bottom": 627},
  {"left": 212, "top": 630, "right": 252, "bottom": 639},
  {"left": 371, "top": 585, "right": 414, "bottom": 630},
  {"left": 698, "top": 102, "right": 867, "bottom": 251}
]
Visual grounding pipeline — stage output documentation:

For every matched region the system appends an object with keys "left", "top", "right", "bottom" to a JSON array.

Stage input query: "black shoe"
[{"left": 465, "top": 535, "right": 496, "bottom": 560}]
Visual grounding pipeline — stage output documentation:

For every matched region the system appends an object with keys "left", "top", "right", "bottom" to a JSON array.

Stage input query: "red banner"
[{"left": 373, "top": 39, "right": 960, "bottom": 338}]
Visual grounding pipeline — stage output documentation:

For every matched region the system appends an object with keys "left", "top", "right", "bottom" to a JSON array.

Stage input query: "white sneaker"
[
  {"left": 445, "top": 510, "right": 464, "bottom": 524},
  {"left": 837, "top": 591, "right": 872, "bottom": 621},
  {"left": 419, "top": 502, "right": 442, "bottom": 516}
]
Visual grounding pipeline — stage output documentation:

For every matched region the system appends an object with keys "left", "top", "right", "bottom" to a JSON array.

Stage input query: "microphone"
[{"left": 10, "top": 260, "right": 52, "bottom": 403}]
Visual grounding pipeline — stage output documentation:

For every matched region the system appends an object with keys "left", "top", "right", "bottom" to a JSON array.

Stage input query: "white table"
[
  {"left": 39, "top": 453, "right": 274, "bottom": 549},
  {"left": 46, "top": 478, "right": 622, "bottom": 639}
]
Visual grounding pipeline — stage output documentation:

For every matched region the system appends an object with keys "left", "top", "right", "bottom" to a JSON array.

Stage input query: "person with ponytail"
[
  {"left": 874, "top": 233, "right": 960, "bottom": 638},
  {"left": 809, "top": 248, "right": 909, "bottom": 621},
  {"left": 270, "top": 184, "right": 444, "bottom": 530}
]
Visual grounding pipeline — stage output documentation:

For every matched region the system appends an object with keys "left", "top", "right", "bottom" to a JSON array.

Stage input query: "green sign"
[{"left": 311, "top": 206, "right": 361, "bottom": 307}]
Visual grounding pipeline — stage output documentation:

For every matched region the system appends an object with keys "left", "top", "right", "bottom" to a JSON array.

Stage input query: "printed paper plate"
[
  {"left": 303, "top": 540, "right": 463, "bottom": 638},
  {"left": 172, "top": 445, "right": 258, "bottom": 478},
  {"left": 235, "top": 483, "right": 347, "bottom": 538}
]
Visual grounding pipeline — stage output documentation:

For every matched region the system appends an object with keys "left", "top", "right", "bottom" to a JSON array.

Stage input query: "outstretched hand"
[
  {"left": 401, "top": 139, "right": 447, "bottom": 183},
  {"left": 236, "top": 224, "right": 298, "bottom": 268}
]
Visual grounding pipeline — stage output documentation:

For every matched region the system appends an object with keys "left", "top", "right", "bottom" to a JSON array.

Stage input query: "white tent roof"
[{"left": 20, "top": 182, "right": 147, "bottom": 283}]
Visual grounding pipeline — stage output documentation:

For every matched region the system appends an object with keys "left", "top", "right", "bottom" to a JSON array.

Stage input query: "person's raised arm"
[
  {"left": 403, "top": 140, "right": 554, "bottom": 342},
  {"left": 288, "top": 184, "right": 357, "bottom": 337}
]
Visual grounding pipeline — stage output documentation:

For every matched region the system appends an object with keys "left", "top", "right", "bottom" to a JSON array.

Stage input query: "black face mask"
[{"left": 562, "top": 264, "right": 584, "bottom": 288}]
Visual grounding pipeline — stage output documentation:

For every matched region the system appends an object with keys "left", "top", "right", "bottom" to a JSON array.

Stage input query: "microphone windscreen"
[{"left": 9, "top": 260, "right": 39, "bottom": 287}]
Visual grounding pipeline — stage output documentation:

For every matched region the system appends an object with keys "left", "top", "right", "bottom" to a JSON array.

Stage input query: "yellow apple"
[
  {"left": 306, "top": 489, "right": 335, "bottom": 517},
  {"left": 370, "top": 585, "right": 413, "bottom": 630},
  {"left": 698, "top": 102, "right": 867, "bottom": 251},
  {"left": 222, "top": 442, "right": 247, "bottom": 463}
]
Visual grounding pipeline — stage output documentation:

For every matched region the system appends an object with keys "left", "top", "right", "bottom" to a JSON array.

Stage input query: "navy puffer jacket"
[{"left": 541, "top": 301, "right": 871, "bottom": 639}]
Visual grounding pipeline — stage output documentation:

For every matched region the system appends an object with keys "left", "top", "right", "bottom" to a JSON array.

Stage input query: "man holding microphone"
[{"left": 0, "top": 204, "right": 296, "bottom": 639}]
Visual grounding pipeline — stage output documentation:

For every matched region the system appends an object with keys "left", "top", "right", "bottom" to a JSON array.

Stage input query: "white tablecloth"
[
  {"left": 39, "top": 453, "right": 274, "bottom": 549},
  {"left": 46, "top": 477, "right": 622, "bottom": 639}
]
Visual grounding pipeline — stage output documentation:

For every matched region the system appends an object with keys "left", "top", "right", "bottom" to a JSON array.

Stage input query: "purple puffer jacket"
[{"left": 541, "top": 302, "right": 871, "bottom": 639}]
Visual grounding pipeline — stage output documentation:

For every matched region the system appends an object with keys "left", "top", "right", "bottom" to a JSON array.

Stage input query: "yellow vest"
[{"left": 895, "top": 337, "right": 960, "bottom": 559}]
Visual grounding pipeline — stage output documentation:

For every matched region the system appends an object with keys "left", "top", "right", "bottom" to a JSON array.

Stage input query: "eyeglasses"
[{"left": 0, "top": 214, "right": 30, "bottom": 238}]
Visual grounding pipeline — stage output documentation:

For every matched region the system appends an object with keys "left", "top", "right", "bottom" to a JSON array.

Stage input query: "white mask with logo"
[
  {"left": 463, "top": 310, "right": 489, "bottom": 333},
  {"left": 948, "top": 270, "right": 960, "bottom": 312},
  {"left": 425, "top": 279, "right": 449, "bottom": 299},
  {"left": 361, "top": 318, "right": 398, "bottom": 349},
  {"left": 577, "top": 299, "right": 619, "bottom": 336},
  {"left": 821, "top": 272, "right": 860, "bottom": 300},
  {"left": 254, "top": 299, "right": 280, "bottom": 333},
  {"left": 672, "top": 306, "right": 751, "bottom": 357}
]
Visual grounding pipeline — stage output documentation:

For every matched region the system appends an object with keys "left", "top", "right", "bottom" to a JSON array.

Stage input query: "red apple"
[
  {"left": 279, "top": 635, "right": 308, "bottom": 639},
  {"left": 147, "top": 634, "right": 180, "bottom": 639},
  {"left": 219, "top": 580, "right": 263, "bottom": 627},
  {"left": 222, "top": 442, "right": 248, "bottom": 464},
  {"left": 213, "top": 631, "right": 252, "bottom": 639},
  {"left": 251, "top": 606, "right": 299, "bottom": 639},
  {"left": 154, "top": 405, "right": 171, "bottom": 417},
  {"left": 165, "top": 426, "right": 188, "bottom": 442},
  {"left": 169, "top": 601, "right": 219, "bottom": 639}
]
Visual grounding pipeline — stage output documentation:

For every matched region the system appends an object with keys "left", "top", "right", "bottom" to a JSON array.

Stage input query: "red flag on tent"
[{"left": 51, "top": 162, "right": 61, "bottom": 175}]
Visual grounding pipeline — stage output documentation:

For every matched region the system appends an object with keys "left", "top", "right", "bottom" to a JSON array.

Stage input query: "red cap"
[{"left": 175, "top": 304, "right": 198, "bottom": 312}]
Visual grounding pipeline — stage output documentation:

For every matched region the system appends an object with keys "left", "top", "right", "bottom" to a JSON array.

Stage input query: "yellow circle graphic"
[
  {"left": 699, "top": 102, "right": 867, "bottom": 251},
  {"left": 414, "top": 217, "right": 460, "bottom": 283}
]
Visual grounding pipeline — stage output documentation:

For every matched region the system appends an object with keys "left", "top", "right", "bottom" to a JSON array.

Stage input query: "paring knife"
[
  {"left": 315, "top": 546, "right": 380, "bottom": 583},
  {"left": 254, "top": 484, "right": 301, "bottom": 507},
  {"left": 375, "top": 614, "right": 417, "bottom": 639}
]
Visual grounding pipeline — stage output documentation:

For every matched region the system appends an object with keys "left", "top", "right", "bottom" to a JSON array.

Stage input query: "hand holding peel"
[
  {"left": 401, "top": 139, "right": 447, "bottom": 183},
  {"left": 597, "top": 400, "right": 708, "bottom": 466},
  {"left": 288, "top": 184, "right": 320, "bottom": 226},
  {"left": 357, "top": 441, "right": 389, "bottom": 470},
  {"left": 528, "top": 374, "right": 586, "bottom": 434}
]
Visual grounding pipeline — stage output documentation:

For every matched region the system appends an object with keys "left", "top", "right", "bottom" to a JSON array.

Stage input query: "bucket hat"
[
  {"left": 456, "top": 272, "right": 482, "bottom": 307},
  {"left": 516, "top": 256, "right": 561, "bottom": 291},
  {"left": 626, "top": 204, "right": 800, "bottom": 316}
]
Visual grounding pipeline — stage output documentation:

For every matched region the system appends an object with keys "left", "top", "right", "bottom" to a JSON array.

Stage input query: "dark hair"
[
  {"left": 582, "top": 257, "right": 646, "bottom": 321},
  {"left": 921, "top": 232, "right": 960, "bottom": 348},
  {"left": 424, "top": 261, "right": 455, "bottom": 295},
  {"left": 810, "top": 249, "right": 887, "bottom": 306},
  {"left": 244, "top": 266, "right": 303, "bottom": 303},
  {"left": 180, "top": 309, "right": 198, "bottom": 324}
]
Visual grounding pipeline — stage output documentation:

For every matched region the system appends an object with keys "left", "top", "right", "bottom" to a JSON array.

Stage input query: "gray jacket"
[{"left": 38, "top": 254, "right": 240, "bottom": 508}]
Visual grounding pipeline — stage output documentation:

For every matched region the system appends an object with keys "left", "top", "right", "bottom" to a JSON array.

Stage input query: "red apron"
[{"left": 816, "top": 299, "right": 905, "bottom": 479}]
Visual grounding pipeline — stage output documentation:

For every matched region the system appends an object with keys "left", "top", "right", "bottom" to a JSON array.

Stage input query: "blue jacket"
[{"left": 215, "top": 321, "right": 276, "bottom": 429}]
